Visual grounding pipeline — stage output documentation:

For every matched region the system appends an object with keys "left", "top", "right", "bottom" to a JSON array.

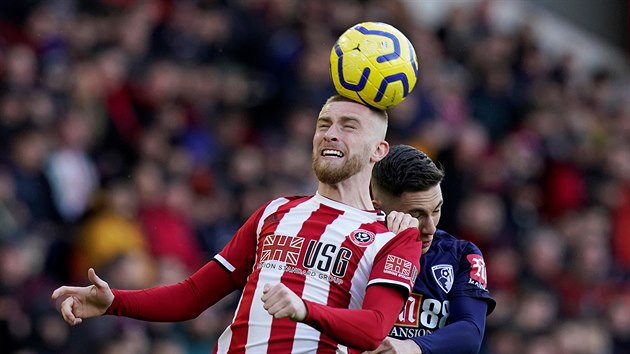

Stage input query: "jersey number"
[
  {"left": 398, "top": 295, "right": 450, "bottom": 329},
  {"left": 420, "top": 299, "right": 449, "bottom": 329}
]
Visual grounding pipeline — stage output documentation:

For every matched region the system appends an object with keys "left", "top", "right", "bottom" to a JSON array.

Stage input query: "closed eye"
[
  {"left": 409, "top": 209, "right": 440, "bottom": 219},
  {"left": 409, "top": 211, "right": 424, "bottom": 219}
]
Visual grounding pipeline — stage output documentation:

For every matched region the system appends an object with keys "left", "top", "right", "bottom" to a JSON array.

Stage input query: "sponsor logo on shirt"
[
  {"left": 467, "top": 254, "right": 488, "bottom": 290},
  {"left": 389, "top": 326, "right": 434, "bottom": 338},
  {"left": 258, "top": 235, "right": 353, "bottom": 283},
  {"left": 303, "top": 240, "right": 351, "bottom": 277},
  {"left": 261, "top": 235, "right": 304, "bottom": 265},
  {"left": 384, "top": 255, "right": 413, "bottom": 280},
  {"left": 431, "top": 264, "right": 454, "bottom": 293},
  {"left": 395, "top": 293, "right": 423, "bottom": 327},
  {"left": 348, "top": 229, "right": 375, "bottom": 247},
  {"left": 394, "top": 293, "right": 450, "bottom": 331}
]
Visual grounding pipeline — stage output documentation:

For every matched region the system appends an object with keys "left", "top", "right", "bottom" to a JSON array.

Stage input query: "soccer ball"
[{"left": 330, "top": 22, "right": 419, "bottom": 110}]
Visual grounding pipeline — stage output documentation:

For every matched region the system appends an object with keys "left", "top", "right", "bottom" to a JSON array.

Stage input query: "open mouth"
[{"left": 321, "top": 149, "right": 344, "bottom": 158}]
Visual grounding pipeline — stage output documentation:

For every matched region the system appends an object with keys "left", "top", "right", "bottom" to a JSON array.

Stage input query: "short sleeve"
[
  {"left": 452, "top": 242, "right": 496, "bottom": 314},
  {"left": 214, "top": 203, "right": 268, "bottom": 288},
  {"left": 367, "top": 228, "right": 423, "bottom": 295}
]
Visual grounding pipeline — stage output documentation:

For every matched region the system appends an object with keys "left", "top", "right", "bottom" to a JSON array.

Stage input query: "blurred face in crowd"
[{"left": 312, "top": 97, "right": 388, "bottom": 185}]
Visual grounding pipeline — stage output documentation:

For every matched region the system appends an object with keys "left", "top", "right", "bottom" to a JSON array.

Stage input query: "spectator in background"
[
  {"left": 133, "top": 160, "right": 205, "bottom": 274},
  {"left": 7, "top": 125, "right": 59, "bottom": 228},
  {"left": 46, "top": 110, "right": 99, "bottom": 223},
  {"left": 73, "top": 178, "right": 155, "bottom": 288}
]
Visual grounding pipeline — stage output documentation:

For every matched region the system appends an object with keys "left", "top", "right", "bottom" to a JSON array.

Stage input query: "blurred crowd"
[{"left": 0, "top": 0, "right": 628, "bottom": 353}]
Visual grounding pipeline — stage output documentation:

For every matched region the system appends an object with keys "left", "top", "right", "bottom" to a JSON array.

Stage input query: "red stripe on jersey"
[
  {"left": 268, "top": 203, "right": 345, "bottom": 353},
  {"left": 315, "top": 220, "right": 384, "bottom": 354},
  {"left": 226, "top": 196, "right": 308, "bottom": 353}
]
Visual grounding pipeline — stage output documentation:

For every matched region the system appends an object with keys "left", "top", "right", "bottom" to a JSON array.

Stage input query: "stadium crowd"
[{"left": 0, "top": 0, "right": 628, "bottom": 353}]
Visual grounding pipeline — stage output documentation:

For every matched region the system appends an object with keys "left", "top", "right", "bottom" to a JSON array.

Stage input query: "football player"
[{"left": 368, "top": 144, "right": 496, "bottom": 354}]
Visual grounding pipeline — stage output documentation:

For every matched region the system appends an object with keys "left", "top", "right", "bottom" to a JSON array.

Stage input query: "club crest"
[
  {"left": 431, "top": 264, "right": 454, "bottom": 293},
  {"left": 348, "top": 229, "right": 375, "bottom": 247}
]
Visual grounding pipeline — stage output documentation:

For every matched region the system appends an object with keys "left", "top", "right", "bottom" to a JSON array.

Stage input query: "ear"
[
  {"left": 370, "top": 140, "right": 389, "bottom": 163},
  {"left": 372, "top": 197, "right": 383, "bottom": 210},
  {"left": 370, "top": 180, "right": 383, "bottom": 209}
]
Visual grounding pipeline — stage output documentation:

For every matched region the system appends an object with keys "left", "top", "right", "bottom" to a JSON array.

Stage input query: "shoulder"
[
  {"left": 282, "top": 195, "right": 312, "bottom": 202},
  {"left": 248, "top": 195, "right": 314, "bottom": 224},
  {"left": 433, "top": 229, "right": 481, "bottom": 254},
  {"left": 266, "top": 195, "right": 313, "bottom": 210},
  {"left": 433, "top": 230, "right": 485, "bottom": 257}
]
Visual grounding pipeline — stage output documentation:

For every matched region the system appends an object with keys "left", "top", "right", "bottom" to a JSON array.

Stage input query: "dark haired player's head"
[
  {"left": 371, "top": 145, "right": 444, "bottom": 254},
  {"left": 371, "top": 144, "right": 444, "bottom": 199}
]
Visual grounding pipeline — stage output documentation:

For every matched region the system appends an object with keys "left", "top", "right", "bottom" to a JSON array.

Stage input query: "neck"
[{"left": 317, "top": 168, "right": 375, "bottom": 210}]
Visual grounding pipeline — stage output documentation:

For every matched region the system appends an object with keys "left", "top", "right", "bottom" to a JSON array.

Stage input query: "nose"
[
  {"left": 421, "top": 216, "right": 437, "bottom": 236},
  {"left": 323, "top": 126, "right": 339, "bottom": 142}
]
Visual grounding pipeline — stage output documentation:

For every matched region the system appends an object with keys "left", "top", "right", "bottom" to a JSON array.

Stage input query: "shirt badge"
[
  {"left": 431, "top": 264, "right": 454, "bottom": 293},
  {"left": 348, "top": 229, "right": 375, "bottom": 247}
]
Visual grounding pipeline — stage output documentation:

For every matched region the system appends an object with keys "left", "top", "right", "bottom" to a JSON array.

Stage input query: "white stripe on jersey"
[
  {"left": 294, "top": 197, "right": 359, "bottom": 352},
  {"left": 246, "top": 197, "right": 320, "bottom": 353},
  {"left": 256, "top": 197, "right": 290, "bottom": 236},
  {"left": 214, "top": 254, "right": 235, "bottom": 272},
  {"left": 347, "top": 229, "right": 398, "bottom": 309}
]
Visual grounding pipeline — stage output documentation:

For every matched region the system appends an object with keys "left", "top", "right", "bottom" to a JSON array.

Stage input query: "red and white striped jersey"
[{"left": 213, "top": 193, "right": 420, "bottom": 353}]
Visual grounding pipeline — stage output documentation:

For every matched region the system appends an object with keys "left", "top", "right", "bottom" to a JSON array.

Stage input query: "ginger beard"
[{"left": 312, "top": 147, "right": 368, "bottom": 185}]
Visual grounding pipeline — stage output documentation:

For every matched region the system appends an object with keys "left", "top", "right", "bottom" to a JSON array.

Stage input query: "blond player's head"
[{"left": 312, "top": 95, "right": 389, "bottom": 184}]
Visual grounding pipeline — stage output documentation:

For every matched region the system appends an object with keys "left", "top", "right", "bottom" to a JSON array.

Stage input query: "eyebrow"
[
  {"left": 317, "top": 115, "right": 362, "bottom": 124},
  {"left": 340, "top": 116, "right": 362, "bottom": 127},
  {"left": 411, "top": 200, "right": 444, "bottom": 214}
]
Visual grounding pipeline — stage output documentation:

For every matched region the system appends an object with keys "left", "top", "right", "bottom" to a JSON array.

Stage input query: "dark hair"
[{"left": 372, "top": 144, "right": 444, "bottom": 196}]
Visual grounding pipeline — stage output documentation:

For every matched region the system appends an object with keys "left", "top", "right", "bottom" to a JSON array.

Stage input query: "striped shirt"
[{"left": 213, "top": 193, "right": 421, "bottom": 353}]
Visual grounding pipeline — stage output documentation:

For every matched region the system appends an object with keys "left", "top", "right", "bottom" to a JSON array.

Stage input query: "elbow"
[
  {"left": 359, "top": 327, "right": 390, "bottom": 351},
  {"left": 447, "top": 320, "right": 485, "bottom": 354},
  {"left": 461, "top": 343, "right": 482, "bottom": 354},
  {"left": 467, "top": 335, "right": 484, "bottom": 354},
  {"left": 358, "top": 303, "right": 399, "bottom": 350},
  {"left": 360, "top": 339, "right": 383, "bottom": 352},
  {"left": 183, "top": 308, "right": 207, "bottom": 322}
]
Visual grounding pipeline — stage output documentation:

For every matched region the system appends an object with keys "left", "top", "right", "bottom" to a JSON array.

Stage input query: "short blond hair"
[{"left": 324, "top": 95, "right": 388, "bottom": 121}]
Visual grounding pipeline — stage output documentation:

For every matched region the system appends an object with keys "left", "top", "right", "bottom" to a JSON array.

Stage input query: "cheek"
[
  {"left": 312, "top": 133, "right": 322, "bottom": 147},
  {"left": 433, "top": 213, "right": 441, "bottom": 226}
]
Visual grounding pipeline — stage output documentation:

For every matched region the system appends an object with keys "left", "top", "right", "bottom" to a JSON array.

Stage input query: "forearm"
[
  {"left": 106, "top": 260, "right": 238, "bottom": 321},
  {"left": 413, "top": 320, "right": 482, "bottom": 354},
  {"left": 413, "top": 297, "right": 487, "bottom": 354},
  {"left": 303, "top": 285, "right": 405, "bottom": 351}
]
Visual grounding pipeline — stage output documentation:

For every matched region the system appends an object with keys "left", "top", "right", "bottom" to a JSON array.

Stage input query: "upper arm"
[{"left": 369, "top": 227, "right": 423, "bottom": 296}]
